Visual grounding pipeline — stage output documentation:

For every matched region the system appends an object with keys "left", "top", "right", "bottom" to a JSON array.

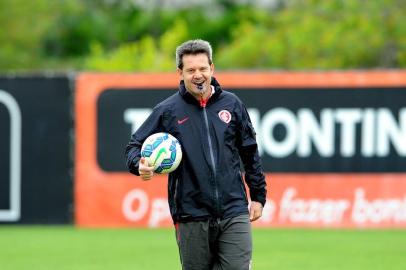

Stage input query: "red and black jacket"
[{"left": 125, "top": 77, "right": 267, "bottom": 223}]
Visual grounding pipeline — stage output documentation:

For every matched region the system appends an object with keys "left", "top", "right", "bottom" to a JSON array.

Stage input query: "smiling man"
[
  {"left": 125, "top": 39, "right": 267, "bottom": 270},
  {"left": 177, "top": 47, "right": 213, "bottom": 105}
]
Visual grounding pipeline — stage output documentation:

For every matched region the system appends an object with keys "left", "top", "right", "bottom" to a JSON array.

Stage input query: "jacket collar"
[{"left": 179, "top": 77, "right": 223, "bottom": 106}]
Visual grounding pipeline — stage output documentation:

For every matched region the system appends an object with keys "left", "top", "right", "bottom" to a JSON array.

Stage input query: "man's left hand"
[{"left": 249, "top": 201, "right": 263, "bottom": 222}]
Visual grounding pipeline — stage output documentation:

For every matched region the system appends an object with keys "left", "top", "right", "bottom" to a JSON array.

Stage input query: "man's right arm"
[{"left": 125, "top": 106, "right": 164, "bottom": 176}]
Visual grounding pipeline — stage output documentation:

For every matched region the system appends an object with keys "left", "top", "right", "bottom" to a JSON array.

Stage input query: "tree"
[{"left": 0, "top": 0, "right": 405, "bottom": 71}]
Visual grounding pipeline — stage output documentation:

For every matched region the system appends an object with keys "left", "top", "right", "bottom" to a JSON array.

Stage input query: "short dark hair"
[{"left": 176, "top": 39, "right": 213, "bottom": 69}]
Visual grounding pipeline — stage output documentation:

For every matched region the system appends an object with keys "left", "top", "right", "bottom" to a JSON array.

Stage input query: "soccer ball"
[{"left": 141, "top": 132, "right": 182, "bottom": 174}]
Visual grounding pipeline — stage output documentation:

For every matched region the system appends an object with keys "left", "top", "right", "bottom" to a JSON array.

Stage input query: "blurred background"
[
  {"left": 1, "top": 0, "right": 405, "bottom": 72},
  {"left": 1, "top": 1, "right": 406, "bottom": 269}
]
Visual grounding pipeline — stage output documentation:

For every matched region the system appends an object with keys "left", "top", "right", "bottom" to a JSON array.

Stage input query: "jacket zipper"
[{"left": 202, "top": 107, "right": 220, "bottom": 217}]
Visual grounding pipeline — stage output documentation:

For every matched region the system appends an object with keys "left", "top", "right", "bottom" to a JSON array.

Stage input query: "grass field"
[{"left": 0, "top": 226, "right": 405, "bottom": 270}]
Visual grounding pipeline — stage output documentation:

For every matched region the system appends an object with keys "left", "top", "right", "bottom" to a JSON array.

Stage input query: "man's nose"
[{"left": 193, "top": 70, "right": 202, "bottom": 77}]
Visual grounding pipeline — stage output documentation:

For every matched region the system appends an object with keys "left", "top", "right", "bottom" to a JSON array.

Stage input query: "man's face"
[{"left": 177, "top": 53, "right": 214, "bottom": 99}]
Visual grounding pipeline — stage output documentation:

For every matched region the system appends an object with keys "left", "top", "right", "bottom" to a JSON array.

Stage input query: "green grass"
[{"left": 0, "top": 226, "right": 405, "bottom": 270}]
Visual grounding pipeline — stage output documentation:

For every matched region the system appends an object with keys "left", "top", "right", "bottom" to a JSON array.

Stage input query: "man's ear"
[{"left": 177, "top": 68, "right": 183, "bottom": 78}]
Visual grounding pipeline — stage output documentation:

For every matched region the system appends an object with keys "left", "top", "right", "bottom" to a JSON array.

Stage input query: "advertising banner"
[
  {"left": 0, "top": 76, "right": 73, "bottom": 224},
  {"left": 75, "top": 71, "right": 406, "bottom": 228}
]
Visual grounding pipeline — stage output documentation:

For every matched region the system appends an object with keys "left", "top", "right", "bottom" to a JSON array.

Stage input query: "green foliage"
[
  {"left": 43, "top": 10, "right": 112, "bottom": 57},
  {"left": 217, "top": 0, "right": 406, "bottom": 70},
  {"left": 84, "top": 19, "right": 188, "bottom": 71},
  {"left": 0, "top": 0, "right": 58, "bottom": 70},
  {"left": 0, "top": 0, "right": 405, "bottom": 71}
]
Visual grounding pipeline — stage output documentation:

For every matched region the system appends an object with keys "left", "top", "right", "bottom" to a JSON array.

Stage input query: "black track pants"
[{"left": 175, "top": 214, "right": 252, "bottom": 270}]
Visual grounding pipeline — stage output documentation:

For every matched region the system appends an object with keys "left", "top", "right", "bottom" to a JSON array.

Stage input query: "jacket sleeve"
[
  {"left": 125, "top": 105, "right": 165, "bottom": 176},
  {"left": 237, "top": 102, "right": 267, "bottom": 206}
]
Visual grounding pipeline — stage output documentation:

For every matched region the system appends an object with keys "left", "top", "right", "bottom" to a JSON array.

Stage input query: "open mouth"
[{"left": 193, "top": 82, "right": 204, "bottom": 91}]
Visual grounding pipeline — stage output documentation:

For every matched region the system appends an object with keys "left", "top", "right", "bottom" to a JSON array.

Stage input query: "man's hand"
[
  {"left": 249, "top": 201, "right": 263, "bottom": 222},
  {"left": 138, "top": 157, "right": 154, "bottom": 181}
]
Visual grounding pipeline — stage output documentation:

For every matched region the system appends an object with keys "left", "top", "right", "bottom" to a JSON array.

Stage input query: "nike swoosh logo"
[
  {"left": 177, "top": 117, "right": 189, "bottom": 125},
  {"left": 153, "top": 147, "right": 167, "bottom": 166}
]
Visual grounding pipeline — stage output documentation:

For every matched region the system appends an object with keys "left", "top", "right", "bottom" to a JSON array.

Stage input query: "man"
[{"left": 125, "top": 39, "right": 267, "bottom": 270}]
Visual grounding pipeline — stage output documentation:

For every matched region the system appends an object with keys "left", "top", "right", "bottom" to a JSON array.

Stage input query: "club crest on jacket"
[{"left": 218, "top": 110, "right": 231, "bottom": 124}]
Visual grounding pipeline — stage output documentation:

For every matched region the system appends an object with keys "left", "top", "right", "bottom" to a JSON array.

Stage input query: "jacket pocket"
[{"left": 173, "top": 177, "right": 179, "bottom": 213}]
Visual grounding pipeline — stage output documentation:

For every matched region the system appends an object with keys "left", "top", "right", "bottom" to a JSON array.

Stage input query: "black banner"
[
  {"left": 0, "top": 100, "right": 11, "bottom": 211},
  {"left": 97, "top": 87, "right": 406, "bottom": 173},
  {"left": 0, "top": 76, "right": 72, "bottom": 224}
]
